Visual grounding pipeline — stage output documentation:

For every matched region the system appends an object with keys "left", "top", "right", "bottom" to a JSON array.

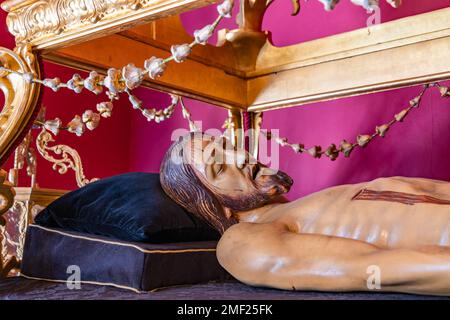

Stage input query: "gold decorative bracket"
[
  {"left": 0, "top": 46, "right": 40, "bottom": 278},
  {"left": 2, "top": 0, "right": 219, "bottom": 50},
  {"left": 8, "top": 130, "right": 37, "bottom": 188},
  {"left": 0, "top": 46, "right": 41, "bottom": 162},
  {"left": 2, "top": 187, "right": 67, "bottom": 270},
  {"left": 0, "top": 169, "right": 18, "bottom": 278},
  {"left": 218, "top": 0, "right": 300, "bottom": 72},
  {"left": 36, "top": 128, "right": 98, "bottom": 188}
]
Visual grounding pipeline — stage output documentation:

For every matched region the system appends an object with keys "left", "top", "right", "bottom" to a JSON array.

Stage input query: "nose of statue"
[{"left": 276, "top": 170, "right": 294, "bottom": 192}]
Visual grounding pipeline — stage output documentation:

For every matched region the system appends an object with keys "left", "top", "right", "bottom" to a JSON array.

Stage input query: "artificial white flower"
[
  {"left": 394, "top": 109, "right": 409, "bottom": 122},
  {"left": 164, "top": 106, "right": 174, "bottom": 116},
  {"left": 44, "top": 118, "right": 62, "bottom": 136},
  {"left": 357, "top": 134, "right": 372, "bottom": 147},
  {"left": 275, "top": 137, "right": 288, "bottom": 146},
  {"left": 82, "top": 110, "right": 101, "bottom": 131},
  {"left": 386, "top": 0, "right": 401, "bottom": 8},
  {"left": 217, "top": 0, "right": 233, "bottom": 18},
  {"left": 171, "top": 44, "right": 191, "bottom": 63},
  {"left": 67, "top": 74, "right": 84, "bottom": 93},
  {"left": 340, "top": 140, "right": 354, "bottom": 157},
  {"left": 22, "top": 72, "right": 34, "bottom": 83},
  {"left": 67, "top": 115, "right": 85, "bottom": 137},
  {"left": 307, "top": 146, "right": 322, "bottom": 158},
  {"left": 318, "top": 0, "right": 340, "bottom": 11},
  {"left": 290, "top": 143, "right": 304, "bottom": 153},
  {"left": 43, "top": 77, "right": 61, "bottom": 92},
  {"left": 122, "top": 63, "right": 144, "bottom": 90},
  {"left": 142, "top": 108, "right": 156, "bottom": 121},
  {"left": 439, "top": 86, "right": 450, "bottom": 98},
  {"left": 194, "top": 24, "right": 214, "bottom": 45},
  {"left": 128, "top": 94, "right": 143, "bottom": 110},
  {"left": 144, "top": 57, "right": 167, "bottom": 79},
  {"left": 96, "top": 101, "right": 114, "bottom": 118},
  {"left": 106, "top": 90, "right": 118, "bottom": 100},
  {"left": 104, "top": 68, "right": 126, "bottom": 95},
  {"left": 351, "top": 0, "right": 379, "bottom": 11},
  {"left": 155, "top": 116, "right": 161, "bottom": 123},
  {"left": 84, "top": 71, "right": 104, "bottom": 95},
  {"left": 170, "top": 94, "right": 179, "bottom": 106},
  {"left": 376, "top": 124, "right": 390, "bottom": 137}
]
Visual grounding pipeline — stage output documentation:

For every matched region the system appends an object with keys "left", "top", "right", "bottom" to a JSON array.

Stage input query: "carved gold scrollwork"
[
  {"left": 1, "top": 187, "right": 64, "bottom": 277},
  {"left": 0, "top": 170, "right": 18, "bottom": 278},
  {"left": 0, "top": 46, "right": 39, "bottom": 278},
  {"left": 0, "top": 46, "right": 40, "bottom": 162},
  {"left": 36, "top": 128, "right": 98, "bottom": 188},
  {"left": 8, "top": 131, "right": 37, "bottom": 187},
  {"left": 3, "top": 0, "right": 149, "bottom": 44},
  {"left": 5, "top": 200, "right": 28, "bottom": 261},
  {"left": 0, "top": 171, "right": 14, "bottom": 219}
]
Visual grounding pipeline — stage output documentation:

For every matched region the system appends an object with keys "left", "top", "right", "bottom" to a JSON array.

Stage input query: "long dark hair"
[{"left": 160, "top": 133, "right": 237, "bottom": 234}]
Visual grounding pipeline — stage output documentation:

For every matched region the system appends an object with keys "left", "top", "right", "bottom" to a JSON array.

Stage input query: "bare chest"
[{"left": 280, "top": 192, "right": 450, "bottom": 248}]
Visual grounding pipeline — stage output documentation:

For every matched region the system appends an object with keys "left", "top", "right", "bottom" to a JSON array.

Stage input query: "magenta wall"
[
  {"left": 127, "top": 90, "right": 227, "bottom": 172},
  {"left": 0, "top": 8, "right": 133, "bottom": 189},
  {"left": 1, "top": 1, "right": 449, "bottom": 199},
  {"left": 264, "top": 86, "right": 450, "bottom": 199}
]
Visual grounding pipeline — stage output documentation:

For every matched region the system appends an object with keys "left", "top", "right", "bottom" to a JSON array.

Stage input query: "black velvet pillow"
[{"left": 35, "top": 172, "right": 220, "bottom": 243}]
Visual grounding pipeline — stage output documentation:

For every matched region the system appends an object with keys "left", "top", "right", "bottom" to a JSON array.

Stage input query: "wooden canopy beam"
[
  {"left": 247, "top": 7, "right": 450, "bottom": 111},
  {"left": 43, "top": 31, "right": 247, "bottom": 109},
  {"left": 41, "top": 7, "right": 450, "bottom": 112},
  {"left": 1, "top": 0, "right": 219, "bottom": 50}
]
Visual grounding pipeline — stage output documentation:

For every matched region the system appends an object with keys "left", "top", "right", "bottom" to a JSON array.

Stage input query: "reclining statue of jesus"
[{"left": 160, "top": 132, "right": 450, "bottom": 296}]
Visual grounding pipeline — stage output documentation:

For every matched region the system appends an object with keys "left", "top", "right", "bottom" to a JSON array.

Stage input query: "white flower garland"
[
  {"left": 267, "top": 84, "right": 449, "bottom": 161},
  {"left": 3, "top": 0, "right": 445, "bottom": 163},
  {"left": 0, "top": 0, "right": 410, "bottom": 138},
  {"left": 0, "top": 0, "right": 235, "bottom": 136}
]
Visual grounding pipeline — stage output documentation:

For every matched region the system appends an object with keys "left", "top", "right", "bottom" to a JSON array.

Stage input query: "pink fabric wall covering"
[
  {"left": 263, "top": 83, "right": 450, "bottom": 199},
  {"left": 181, "top": 0, "right": 450, "bottom": 46},
  {"left": 127, "top": 89, "right": 227, "bottom": 173},
  {"left": 0, "top": 7, "right": 132, "bottom": 189},
  {"left": 1, "top": 1, "right": 449, "bottom": 198}
]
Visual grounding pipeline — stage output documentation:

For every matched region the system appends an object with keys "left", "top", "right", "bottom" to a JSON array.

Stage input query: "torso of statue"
[
  {"left": 253, "top": 177, "right": 450, "bottom": 249},
  {"left": 161, "top": 135, "right": 450, "bottom": 295}
]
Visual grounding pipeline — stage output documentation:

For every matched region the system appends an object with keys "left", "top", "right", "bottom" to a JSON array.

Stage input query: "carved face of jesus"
[{"left": 183, "top": 133, "right": 293, "bottom": 213}]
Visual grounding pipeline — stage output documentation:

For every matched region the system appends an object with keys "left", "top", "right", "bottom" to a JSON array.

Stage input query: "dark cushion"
[
  {"left": 35, "top": 172, "right": 220, "bottom": 243},
  {"left": 21, "top": 225, "right": 230, "bottom": 292}
]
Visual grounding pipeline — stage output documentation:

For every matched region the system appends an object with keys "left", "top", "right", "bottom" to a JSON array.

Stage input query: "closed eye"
[
  {"left": 252, "top": 166, "right": 259, "bottom": 180},
  {"left": 213, "top": 163, "right": 224, "bottom": 176}
]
